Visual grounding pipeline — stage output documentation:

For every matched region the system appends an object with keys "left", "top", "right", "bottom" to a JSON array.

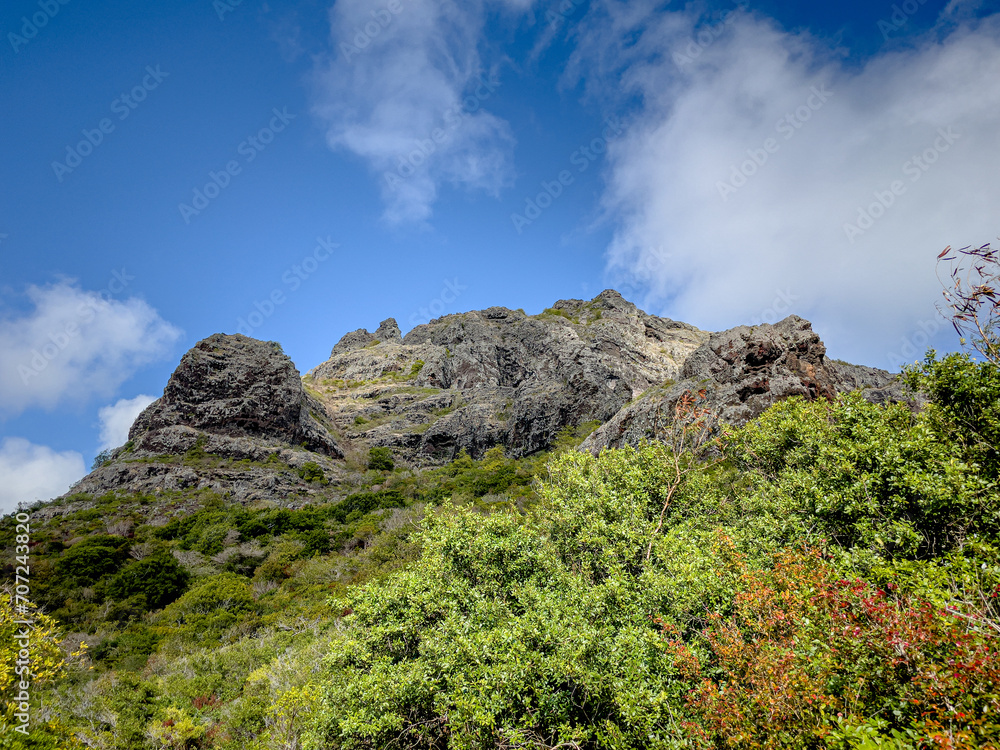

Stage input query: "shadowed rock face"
[
  {"left": 129, "top": 334, "right": 341, "bottom": 457},
  {"left": 309, "top": 290, "right": 709, "bottom": 462},
  {"left": 64, "top": 334, "right": 344, "bottom": 507},
  {"left": 60, "top": 294, "right": 911, "bottom": 507},
  {"left": 580, "top": 316, "right": 910, "bottom": 453}
]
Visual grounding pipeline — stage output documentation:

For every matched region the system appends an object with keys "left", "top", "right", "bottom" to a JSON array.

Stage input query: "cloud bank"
[
  {"left": 97, "top": 394, "right": 157, "bottom": 451},
  {"left": 0, "top": 438, "right": 85, "bottom": 515},
  {"left": 0, "top": 282, "right": 181, "bottom": 415},
  {"left": 312, "top": 0, "right": 534, "bottom": 223},
  {"left": 577, "top": 5, "right": 1000, "bottom": 367}
]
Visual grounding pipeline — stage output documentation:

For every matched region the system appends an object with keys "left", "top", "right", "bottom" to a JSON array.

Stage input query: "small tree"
[
  {"left": 646, "top": 389, "right": 721, "bottom": 560},
  {"left": 937, "top": 241, "right": 1000, "bottom": 365},
  {"left": 91, "top": 448, "right": 114, "bottom": 470},
  {"left": 367, "top": 446, "right": 394, "bottom": 472}
]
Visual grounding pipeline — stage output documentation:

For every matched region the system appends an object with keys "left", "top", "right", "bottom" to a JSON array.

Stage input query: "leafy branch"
[
  {"left": 937, "top": 241, "right": 1000, "bottom": 366},
  {"left": 645, "top": 389, "right": 721, "bottom": 561}
]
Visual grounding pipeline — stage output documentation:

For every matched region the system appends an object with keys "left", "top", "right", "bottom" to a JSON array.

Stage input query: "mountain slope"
[{"left": 61, "top": 290, "right": 908, "bottom": 507}]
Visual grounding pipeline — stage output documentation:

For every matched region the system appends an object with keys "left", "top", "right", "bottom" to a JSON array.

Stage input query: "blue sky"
[{"left": 2, "top": 0, "right": 1000, "bottom": 511}]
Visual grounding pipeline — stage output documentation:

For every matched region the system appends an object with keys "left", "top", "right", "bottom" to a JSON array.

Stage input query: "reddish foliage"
[
  {"left": 658, "top": 544, "right": 1000, "bottom": 749},
  {"left": 191, "top": 693, "right": 220, "bottom": 710}
]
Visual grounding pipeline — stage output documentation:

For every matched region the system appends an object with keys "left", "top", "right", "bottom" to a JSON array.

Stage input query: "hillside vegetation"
[
  {"left": 2, "top": 351, "right": 998, "bottom": 749},
  {"left": 3, "top": 245, "right": 999, "bottom": 749}
]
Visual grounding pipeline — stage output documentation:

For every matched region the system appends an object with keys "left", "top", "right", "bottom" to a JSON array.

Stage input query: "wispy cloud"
[
  {"left": 573, "top": 4, "right": 1000, "bottom": 366},
  {"left": 311, "top": 0, "right": 534, "bottom": 224},
  {"left": 0, "top": 437, "right": 85, "bottom": 515},
  {"left": 0, "top": 282, "right": 181, "bottom": 415}
]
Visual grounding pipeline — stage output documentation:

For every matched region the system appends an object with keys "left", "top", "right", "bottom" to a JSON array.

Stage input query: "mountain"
[{"left": 61, "top": 289, "right": 908, "bottom": 510}]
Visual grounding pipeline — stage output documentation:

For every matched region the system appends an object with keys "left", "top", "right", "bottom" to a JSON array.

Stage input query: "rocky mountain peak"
[
  {"left": 128, "top": 333, "right": 340, "bottom": 456},
  {"left": 374, "top": 318, "right": 402, "bottom": 342},
  {"left": 63, "top": 291, "right": 910, "bottom": 506},
  {"left": 307, "top": 291, "right": 709, "bottom": 462},
  {"left": 581, "top": 315, "right": 907, "bottom": 452}
]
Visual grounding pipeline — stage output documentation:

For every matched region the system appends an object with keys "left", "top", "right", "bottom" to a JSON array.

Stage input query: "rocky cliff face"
[
  {"left": 67, "top": 335, "right": 344, "bottom": 507},
  {"left": 580, "top": 316, "right": 909, "bottom": 452},
  {"left": 62, "top": 291, "right": 911, "bottom": 507},
  {"left": 306, "top": 290, "right": 707, "bottom": 463},
  {"left": 129, "top": 334, "right": 341, "bottom": 456}
]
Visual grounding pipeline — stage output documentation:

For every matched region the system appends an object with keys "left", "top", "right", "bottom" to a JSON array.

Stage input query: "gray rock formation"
[
  {"left": 307, "top": 290, "right": 708, "bottom": 462},
  {"left": 129, "top": 334, "right": 341, "bottom": 457},
  {"left": 331, "top": 318, "right": 402, "bottom": 356},
  {"left": 66, "top": 334, "right": 343, "bottom": 506},
  {"left": 580, "top": 316, "right": 909, "bottom": 453},
  {"left": 58, "top": 293, "right": 913, "bottom": 508}
]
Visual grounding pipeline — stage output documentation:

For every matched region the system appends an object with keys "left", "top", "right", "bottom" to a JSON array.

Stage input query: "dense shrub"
[
  {"left": 367, "top": 446, "right": 394, "bottom": 471},
  {"left": 159, "top": 573, "right": 257, "bottom": 641},
  {"left": 330, "top": 489, "right": 406, "bottom": 524},
  {"left": 297, "top": 461, "right": 327, "bottom": 484},
  {"left": 723, "top": 390, "right": 999, "bottom": 561},
  {"left": 56, "top": 535, "right": 129, "bottom": 585},
  {"left": 105, "top": 552, "right": 190, "bottom": 609}
]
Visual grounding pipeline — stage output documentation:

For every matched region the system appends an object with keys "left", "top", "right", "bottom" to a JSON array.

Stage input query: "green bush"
[
  {"left": 297, "top": 461, "right": 327, "bottom": 484},
  {"left": 106, "top": 552, "right": 190, "bottom": 609},
  {"left": 91, "top": 448, "right": 114, "bottom": 470},
  {"left": 159, "top": 573, "right": 257, "bottom": 640},
  {"left": 723, "top": 389, "right": 999, "bottom": 561},
  {"left": 367, "top": 446, "right": 394, "bottom": 471},
  {"left": 253, "top": 541, "right": 308, "bottom": 583},
  {"left": 56, "top": 535, "right": 129, "bottom": 585},
  {"left": 330, "top": 489, "right": 406, "bottom": 524},
  {"left": 91, "top": 624, "right": 162, "bottom": 669}
]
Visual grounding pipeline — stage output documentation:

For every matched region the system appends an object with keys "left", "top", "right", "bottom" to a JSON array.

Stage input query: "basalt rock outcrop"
[
  {"left": 306, "top": 290, "right": 708, "bottom": 463},
  {"left": 580, "top": 316, "right": 909, "bottom": 453},
  {"left": 66, "top": 334, "right": 344, "bottom": 507},
  {"left": 128, "top": 334, "right": 341, "bottom": 456},
  {"left": 61, "top": 291, "right": 912, "bottom": 508}
]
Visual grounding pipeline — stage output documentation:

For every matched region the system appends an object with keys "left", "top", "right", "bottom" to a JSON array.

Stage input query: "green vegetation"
[
  {"left": 91, "top": 448, "right": 115, "bottom": 470},
  {"left": 539, "top": 306, "right": 578, "bottom": 323},
  {"left": 296, "top": 461, "right": 327, "bottom": 484},
  {"left": 4, "top": 262, "right": 1000, "bottom": 747},
  {"left": 366, "top": 446, "right": 394, "bottom": 471}
]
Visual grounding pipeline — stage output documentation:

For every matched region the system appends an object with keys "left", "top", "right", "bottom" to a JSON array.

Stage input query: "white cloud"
[
  {"left": 98, "top": 394, "right": 157, "bottom": 451},
  {"left": 576, "top": 5, "right": 1000, "bottom": 367},
  {"left": 0, "top": 437, "right": 86, "bottom": 515},
  {"left": 312, "top": 0, "right": 534, "bottom": 223},
  {"left": 0, "top": 282, "right": 182, "bottom": 416}
]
